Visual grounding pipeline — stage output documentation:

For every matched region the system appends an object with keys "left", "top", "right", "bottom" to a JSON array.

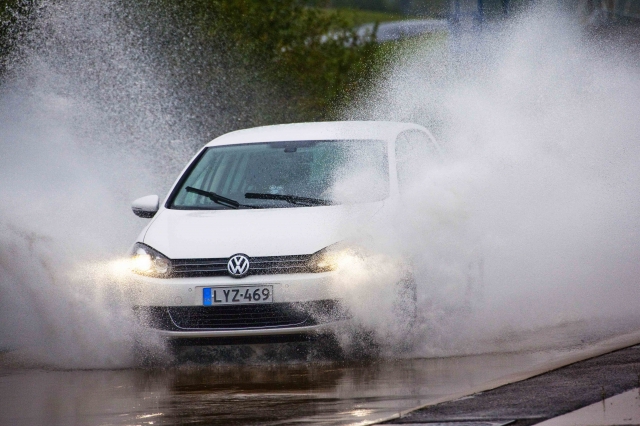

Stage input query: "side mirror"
[{"left": 132, "top": 195, "right": 159, "bottom": 218}]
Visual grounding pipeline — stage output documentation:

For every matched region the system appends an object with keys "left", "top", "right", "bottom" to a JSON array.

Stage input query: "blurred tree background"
[
  {"left": 0, "top": 0, "right": 444, "bottom": 134},
  {"left": 0, "top": 0, "right": 36, "bottom": 75},
  {"left": 190, "top": 0, "right": 383, "bottom": 120},
  {"left": 328, "top": 0, "right": 448, "bottom": 17}
]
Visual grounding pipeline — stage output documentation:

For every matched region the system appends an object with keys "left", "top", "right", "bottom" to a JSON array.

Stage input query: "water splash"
[
  {"left": 0, "top": 0, "right": 206, "bottom": 367},
  {"left": 338, "top": 5, "right": 640, "bottom": 356},
  {"left": 2, "top": 0, "right": 640, "bottom": 366}
]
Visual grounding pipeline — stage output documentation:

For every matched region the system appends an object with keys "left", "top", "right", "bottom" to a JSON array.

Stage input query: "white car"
[{"left": 127, "top": 121, "right": 439, "bottom": 343}]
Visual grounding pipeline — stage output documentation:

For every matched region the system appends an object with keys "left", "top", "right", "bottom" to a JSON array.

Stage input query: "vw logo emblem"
[{"left": 227, "top": 254, "right": 250, "bottom": 278}]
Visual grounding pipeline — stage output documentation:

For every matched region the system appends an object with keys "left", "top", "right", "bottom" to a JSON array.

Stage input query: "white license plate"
[{"left": 203, "top": 286, "right": 273, "bottom": 306}]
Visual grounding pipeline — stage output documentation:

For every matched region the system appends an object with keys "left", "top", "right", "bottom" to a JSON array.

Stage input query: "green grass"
[
  {"left": 318, "top": 7, "right": 407, "bottom": 26},
  {"left": 338, "top": 8, "right": 408, "bottom": 25}
]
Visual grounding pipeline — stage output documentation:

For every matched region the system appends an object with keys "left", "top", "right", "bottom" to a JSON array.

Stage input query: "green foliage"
[
  {"left": 0, "top": 0, "right": 36, "bottom": 75},
  {"left": 324, "top": 7, "right": 406, "bottom": 26},
  {"left": 191, "top": 0, "right": 383, "bottom": 119},
  {"left": 326, "top": 0, "right": 449, "bottom": 17},
  {"left": 0, "top": 0, "right": 388, "bottom": 122},
  {"left": 328, "top": 0, "right": 401, "bottom": 13}
]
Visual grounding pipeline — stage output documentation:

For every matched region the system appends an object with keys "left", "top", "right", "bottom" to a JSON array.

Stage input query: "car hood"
[{"left": 142, "top": 203, "right": 382, "bottom": 259}]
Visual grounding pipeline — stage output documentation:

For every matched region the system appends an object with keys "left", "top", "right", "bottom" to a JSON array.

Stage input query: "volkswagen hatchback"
[{"left": 127, "top": 121, "right": 439, "bottom": 343}]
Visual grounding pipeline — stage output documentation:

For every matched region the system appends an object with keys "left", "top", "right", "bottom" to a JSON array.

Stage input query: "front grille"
[
  {"left": 170, "top": 254, "right": 314, "bottom": 278},
  {"left": 168, "top": 303, "right": 311, "bottom": 329},
  {"left": 136, "top": 300, "right": 347, "bottom": 331}
]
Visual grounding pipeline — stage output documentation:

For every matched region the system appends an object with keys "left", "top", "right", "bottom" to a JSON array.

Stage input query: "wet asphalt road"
[
  {"left": 2, "top": 320, "right": 640, "bottom": 426},
  {"left": 386, "top": 344, "right": 640, "bottom": 425},
  {"left": 0, "top": 348, "right": 571, "bottom": 426}
]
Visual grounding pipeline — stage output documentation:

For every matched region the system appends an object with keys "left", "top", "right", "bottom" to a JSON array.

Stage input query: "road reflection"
[{"left": 0, "top": 347, "right": 566, "bottom": 426}]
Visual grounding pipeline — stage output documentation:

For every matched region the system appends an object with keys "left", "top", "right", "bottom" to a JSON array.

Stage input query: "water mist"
[
  {"left": 0, "top": 0, "right": 209, "bottom": 367},
  {"left": 2, "top": 0, "right": 639, "bottom": 367},
  {"left": 338, "top": 6, "right": 640, "bottom": 356}
]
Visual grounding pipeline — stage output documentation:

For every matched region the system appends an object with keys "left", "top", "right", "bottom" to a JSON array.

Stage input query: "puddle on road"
[{"left": 0, "top": 349, "right": 571, "bottom": 426}]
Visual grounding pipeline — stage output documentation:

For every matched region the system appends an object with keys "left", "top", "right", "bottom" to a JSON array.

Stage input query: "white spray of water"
[
  {"left": 2, "top": 0, "right": 639, "bottom": 366},
  {"left": 337, "top": 7, "right": 640, "bottom": 356},
  {"left": 0, "top": 0, "right": 202, "bottom": 367}
]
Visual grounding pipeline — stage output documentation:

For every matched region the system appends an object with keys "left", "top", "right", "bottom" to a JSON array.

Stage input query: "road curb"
[{"left": 366, "top": 329, "right": 640, "bottom": 425}]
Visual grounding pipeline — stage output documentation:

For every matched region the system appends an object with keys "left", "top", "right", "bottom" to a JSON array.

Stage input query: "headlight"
[
  {"left": 308, "top": 242, "right": 364, "bottom": 272},
  {"left": 129, "top": 243, "right": 171, "bottom": 277}
]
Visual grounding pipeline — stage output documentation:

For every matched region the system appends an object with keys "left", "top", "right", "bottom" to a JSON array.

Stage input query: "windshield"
[{"left": 169, "top": 140, "right": 389, "bottom": 209}]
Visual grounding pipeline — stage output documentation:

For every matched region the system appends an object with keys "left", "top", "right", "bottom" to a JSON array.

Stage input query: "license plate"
[{"left": 203, "top": 286, "right": 273, "bottom": 306}]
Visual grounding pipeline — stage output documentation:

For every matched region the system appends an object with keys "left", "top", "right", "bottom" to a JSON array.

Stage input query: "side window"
[{"left": 395, "top": 130, "right": 435, "bottom": 192}]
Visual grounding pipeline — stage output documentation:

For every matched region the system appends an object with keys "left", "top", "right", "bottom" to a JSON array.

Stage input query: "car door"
[{"left": 395, "top": 129, "right": 439, "bottom": 194}]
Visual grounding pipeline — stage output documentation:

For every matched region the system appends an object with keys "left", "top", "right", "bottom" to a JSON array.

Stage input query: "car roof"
[{"left": 205, "top": 121, "right": 429, "bottom": 147}]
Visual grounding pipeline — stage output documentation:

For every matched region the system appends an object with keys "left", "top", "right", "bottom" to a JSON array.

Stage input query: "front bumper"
[
  {"left": 155, "top": 321, "right": 348, "bottom": 339},
  {"left": 121, "top": 271, "right": 339, "bottom": 306},
  {"left": 119, "top": 271, "right": 348, "bottom": 338}
]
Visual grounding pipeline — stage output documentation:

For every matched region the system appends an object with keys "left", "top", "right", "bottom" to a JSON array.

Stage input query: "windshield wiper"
[
  {"left": 186, "top": 187, "right": 258, "bottom": 209},
  {"left": 245, "top": 192, "right": 331, "bottom": 206}
]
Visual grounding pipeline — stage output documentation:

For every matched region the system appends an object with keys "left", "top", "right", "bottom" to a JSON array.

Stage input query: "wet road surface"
[
  {"left": 3, "top": 324, "right": 640, "bottom": 426},
  {"left": 386, "top": 344, "right": 640, "bottom": 425},
  {"left": 0, "top": 349, "right": 572, "bottom": 426}
]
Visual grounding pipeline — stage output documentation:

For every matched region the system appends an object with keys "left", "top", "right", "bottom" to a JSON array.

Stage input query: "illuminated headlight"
[
  {"left": 309, "top": 243, "right": 363, "bottom": 272},
  {"left": 129, "top": 243, "right": 171, "bottom": 277}
]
